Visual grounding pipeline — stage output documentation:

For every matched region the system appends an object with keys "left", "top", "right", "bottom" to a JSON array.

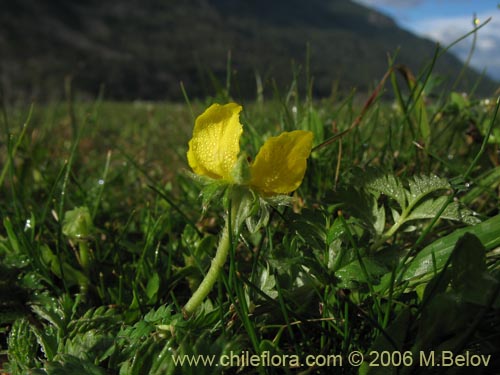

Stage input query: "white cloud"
[
  {"left": 353, "top": 0, "right": 500, "bottom": 81},
  {"left": 408, "top": 14, "right": 500, "bottom": 80},
  {"left": 477, "top": 37, "right": 496, "bottom": 51}
]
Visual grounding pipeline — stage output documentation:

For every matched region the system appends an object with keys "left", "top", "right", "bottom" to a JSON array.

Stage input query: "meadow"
[{"left": 1, "top": 62, "right": 500, "bottom": 375}]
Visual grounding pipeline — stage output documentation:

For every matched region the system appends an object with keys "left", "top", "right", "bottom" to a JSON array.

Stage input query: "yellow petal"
[
  {"left": 250, "top": 130, "right": 313, "bottom": 195},
  {"left": 187, "top": 103, "right": 243, "bottom": 181}
]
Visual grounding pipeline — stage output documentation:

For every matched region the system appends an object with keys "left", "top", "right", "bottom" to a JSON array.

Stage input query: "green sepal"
[
  {"left": 229, "top": 185, "right": 258, "bottom": 236},
  {"left": 62, "top": 207, "right": 94, "bottom": 241},
  {"left": 230, "top": 152, "right": 251, "bottom": 185}
]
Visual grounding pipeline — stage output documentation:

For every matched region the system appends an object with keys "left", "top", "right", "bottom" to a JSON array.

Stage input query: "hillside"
[{"left": 0, "top": 0, "right": 498, "bottom": 101}]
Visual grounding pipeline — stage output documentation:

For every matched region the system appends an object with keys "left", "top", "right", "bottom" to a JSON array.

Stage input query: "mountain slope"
[{"left": 0, "top": 0, "right": 497, "bottom": 101}]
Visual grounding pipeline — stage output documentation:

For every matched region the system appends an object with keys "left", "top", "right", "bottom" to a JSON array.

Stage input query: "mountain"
[{"left": 0, "top": 0, "right": 498, "bottom": 101}]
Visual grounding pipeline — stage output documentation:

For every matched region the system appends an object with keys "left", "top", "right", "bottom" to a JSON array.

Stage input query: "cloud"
[
  {"left": 353, "top": 0, "right": 500, "bottom": 80},
  {"left": 408, "top": 14, "right": 500, "bottom": 80}
]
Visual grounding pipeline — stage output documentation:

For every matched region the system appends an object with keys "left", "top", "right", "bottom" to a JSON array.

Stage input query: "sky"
[{"left": 354, "top": 0, "right": 500, "bottom": 81}]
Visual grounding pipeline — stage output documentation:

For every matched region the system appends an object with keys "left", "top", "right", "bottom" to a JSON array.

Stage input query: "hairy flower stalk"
[
  {"left": 183, "top": 102, "right": 313, "bottom": 316},
  {"left": 183, "top": 221, "right": 230, "bottom": 316}
]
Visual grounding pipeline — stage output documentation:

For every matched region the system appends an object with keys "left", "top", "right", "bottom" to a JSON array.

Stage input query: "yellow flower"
[
  {"left": 250, "top": 130, "right": 313, "bottom": 195},
  {"left": 187, "top": 103, "right": 243, "bottom": 181},
  {"left": 187, "top": 103, "right": 313, "bottom": 195}
]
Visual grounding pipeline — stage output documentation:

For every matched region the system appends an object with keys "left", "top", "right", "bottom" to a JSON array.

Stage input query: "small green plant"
[{"left": 183, "top": 103, "right": 313, "bottom": 316}]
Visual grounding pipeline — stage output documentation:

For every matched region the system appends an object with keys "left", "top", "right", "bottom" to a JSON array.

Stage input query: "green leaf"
[
  {"left": 66, "top": 306, "right": 120, "bottom": 336},
  {"left": 412, "top": 292, "right": 472, "bottom": 353},
  {"left": 5, "top": 318, "right": 41, "bottom": 372},
  {"left": 336, "top": 257, "right": 388, "bottom": 287},
  {"left": 365, "top": 173, "right": 407, "bottom": 210},
  {"left": 199, "top": 179, "right": 227, "bottom": 211},
  {"left": 480, "top": 112, "right": 500, "bottom": 144},
  {"left": 362, "top": 172, "right": 481, "bottom": 246},
  {"left": 326, "top": 217, "right": 345, "bottom": 245},
  {"left": 64, "top": 330, "right": 115, "bottom": 364},
  {"left": 407, "top": 174, "right": 450, "bottom": 201},
  {"left": 146, "top": 272, "right": 160, "bottom": 302},
  {"left": 449, "top": 91, "right": 469, "bottom": 110},
  {"left": 406, "top": 195, "right": 480, "bottom": 225},
  {"left": 372, "top": 197, "right": 386, "bottom": 235},
  {"left": 300, "top": 106, "right": 324, "bottom": 142},
  {"left": 3, "top": 218, "right": 21, "bottom": 254},
  {"left": 286, "top": 208, "right": 327, "bottom": 251},
  {"left": 450, "top": 233, "right": 500, "bottom": 308},
  {"left": 39, "top": 245, "right": 88, "bottom": 287},
  {"left": 462, "top": 165, "right": 500, "bottom": 205},
  {"left": 144, "top": 304, "right": 174, "bottom": 324},
  {"left": 326, "top": 186, "right": 379, "bottom": 235},
  {"left": 245, "top": 196, "right": 270, "bottom": 234},
  {"left": 451, "top": 233, "right": 486, "bottom": 289},
  {"left": 230, "top": 186, "right": 258, "bottom": 235},
  {"left": 365, "top": 172, "right": 451, "bottom": 215},
  {"left": 257, "top": 263, "right": 278, "bottom": 299},
  {"left": 410, "top": 234, "right": 499, "bottom": 355},
  {"left": 401, "top": 214, "right": 500, "bottom": 282},
  {"left": 44, "top": 354, "right": 108, "bottom": 375}
]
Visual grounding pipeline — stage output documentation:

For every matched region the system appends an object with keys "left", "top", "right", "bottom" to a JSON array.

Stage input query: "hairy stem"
[
  {"left": 78, "top": 241, "right": 91, "bottom": 273},
  {"left": 183, "top": 221, "right": 231, "bottom": 317}
]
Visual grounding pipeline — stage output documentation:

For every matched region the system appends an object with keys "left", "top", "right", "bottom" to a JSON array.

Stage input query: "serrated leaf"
[
  {"left": 45, "top": 354, "right": 108, "bottom": 375},
  {"left": 326, "top": 187, "right": 380, "bottom": 235},
  {"left": 64, "top": 330, "right": 115, "bottom": 363},
  {"left": 407, "top": 174, "right": 450, "bottom": 199},
  {"left": 32, "top": 325, "right": 59, "bottom": 362},
  {"left": 66, "top": 306, "right": 121, "bottom": 337},
  {"left": 365, "top": 173, "right": 407, "bottom": 209},
  {"left": 6, "top": 318, "right": 41, "bottom": 371},
  {"left": 124, "top": 320, "right": 154, "bottom": 341},
  {"left": 144, "top": 305, "right": 174, "bottom": 324},
  {"left": 286, "top": 209, "right": 327, "bottom": 250},
  {"left": 30, "top": 303, "right": 65, "bottom": 332},
  {"left": 364, "top": 173, "right": 479, "bottom": 242},
  {"left": 406, "top": 196, "right": 481, "bottom": 225},
  {"left": 367, "top": 173, "right": 451, "bottom": 215}
]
